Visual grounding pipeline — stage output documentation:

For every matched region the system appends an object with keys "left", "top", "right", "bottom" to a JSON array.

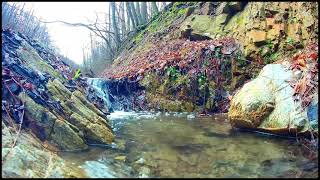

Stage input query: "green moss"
[
  {"left": 205, "top": 98, "right": 215, "bottom": 110},
  {"left": 181, "top": 101, "right": 195, "bottom": 112},
  {"left": 133, "top": 32, "right": 144, "bottom": 44},
  {"left": 140, "top": 72, "right": 161, "bottom": 92},
  {"left": 19, "top": 92, "right": 87, "bottom": 150},
  {"left": 175, "top": 74, "right": 190, "bottom": 87},
  {"left": 236, "top": 13, "right": 244, "bottom": 25},
  {"left": 166, "top": 66, "right": 180, "bottom": 81},
  {"left": 264, "top": 51, "right": 280, "bottom": 64},
  {"left": 19, "top": 92, "right": 56, "bottom": 138},
  {"left": 17, "top": 42, "right": 66, "bottom": 83},
  {"left": 165, "top": 101, "right": 182, "bottom": 112},
  {"left": 50, "top": 119, "right": 87, "bottom": 150},
  {"left": 257, "top": 39, "right": 281, "bottom": 64},
  {"left": 132, "top": 2, "right": 190, "bottom": 46},
  {"left": 47, "top": 79, "right": 72, "bottom": 103},
  {"left": 286, "top": 37, "right": 295, "bottom": 45}
]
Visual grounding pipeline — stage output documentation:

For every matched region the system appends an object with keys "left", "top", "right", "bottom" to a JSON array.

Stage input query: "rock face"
[
  {"left": 182, "top": 2, "right": 318, "bottom": 60},
  {"left": 19, "top": 92, "right": 88, "bottom": 150},
  {"left": 2, "top": 29, "right": 114, "bottom": 177},
  {"left": 47, "top": 79, "right": 114, "bottom": 145},
  {"left": 2, "top": 122, "right": 65, "bottom": 178},
  {"left": 3, "top": 29, "right": 114, "bottom": 149},
  {"left": 103, "top": 2, "right": 318, "bottom": 113},
  {"left": 228, "top": 63, "right": 318, "bottom": 134}
]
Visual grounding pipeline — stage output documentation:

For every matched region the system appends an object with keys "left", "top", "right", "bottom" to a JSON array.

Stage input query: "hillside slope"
[{"left": 101, "top": 2, "right": 318, "bottom": 113}]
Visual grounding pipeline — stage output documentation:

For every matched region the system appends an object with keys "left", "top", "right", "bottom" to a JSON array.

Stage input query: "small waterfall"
[
  {"left": 87, "top": 78, "right": 113, "bottom": 111},
  {"left": 87, "top": 78, "right": 145, "bottom": 112}
]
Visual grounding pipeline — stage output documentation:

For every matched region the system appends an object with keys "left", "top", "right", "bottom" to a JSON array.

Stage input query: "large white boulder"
[{"left": 228, "top": 63, "right": 318, "bottom": 134}]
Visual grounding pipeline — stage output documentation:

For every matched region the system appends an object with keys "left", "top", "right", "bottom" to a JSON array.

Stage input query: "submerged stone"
[{"left": 81, "top": 161, "right": 116, "bottom": 178}]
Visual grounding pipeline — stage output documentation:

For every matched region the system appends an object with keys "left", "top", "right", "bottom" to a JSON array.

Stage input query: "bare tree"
[
  {"left": 119, "top": 2, "right": 126, "bottom": 40},
  {"left": 108, "top": 4, "right": 112, "bottom": 44},
  {"left": 125, "top": 3, "right": 131, "bottom": 33},
  {"left": 126, "top": 2, "right": 136, "bottom": 29},
  {"left": 151, "top": 2, "right": 159, "bottom": 16},
  {"left": 147, "top": 2, "right": 152, "bottom": 19},
  {"left": 111, "top": 2, "right": 120, "bottom": 47},
  {"left": 140, "top": 2, "right": 148, "bottom": 24},
  {"left": 162, "top": 2, "right": 167, "bottom": 9},
  {"left": 129, "top": 2, "right": 140, "bottom": 26},
  {"left": 135, "top": 2, "right": 143, "bottom": 25},
  {"left": 2, "top": 2, "right": 51, "bottom": 48}
]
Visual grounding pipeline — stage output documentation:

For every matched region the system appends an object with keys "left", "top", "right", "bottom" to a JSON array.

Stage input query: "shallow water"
[{"left": 59, "top": 111, "right": 318, "bottom": 178}]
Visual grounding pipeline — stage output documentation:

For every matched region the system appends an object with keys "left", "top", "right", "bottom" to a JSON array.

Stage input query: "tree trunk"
[
  {"left": 147, "top": 2, "right": 152, "bottom": 19},
  {"left": 130, "top": 2, "right": 140, "bottom": 26},
  {"left": 120, "top": 2, "right": 126, "bottom": 40},
  {"left": 111, "top": 2, "right": 120, "bottom": 47},
  {"left": 125, "top": 2, "right": 131, "bottom": 32},
  {"left": 126, "top": 2, "right": 136, "bottom": 29},
  {"left": 135, "top": 2, "right": 143, "bottom": 25},
  {"left": 141, "top": 2, "right": 148, "bottom": 24},
  {"left": 151, "top": 2, "right": 159, "bottom": 16},
  {"left": 162, "top": 2, "right": 166, "bottom": 9},
  {"left": 108, "top": 3, "right": 112, "bottom": 44}
]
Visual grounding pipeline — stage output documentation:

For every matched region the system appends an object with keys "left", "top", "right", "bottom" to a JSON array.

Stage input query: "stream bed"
[{"left": 59, "top": 111, "right": 318, "bottom": 178}]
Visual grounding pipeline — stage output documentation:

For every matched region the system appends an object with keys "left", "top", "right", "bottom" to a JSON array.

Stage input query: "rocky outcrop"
[
  {"left": 102, "top": 2, "right": 318, "bottom": 113},
  {"left": 2, "top": 121, "right": 66, "bottom": 178},
  {"left": 181, "top": 1, "right": 318, "bottom": 90},
  {"left": 19, "top": 92, "right": 88, "bottom": 150},
  {"left": 182, "top": 2, "right": 318, "bottom": 60},
  {"left": 2, "top": 29, "right": 114, "bottom": 177},
  {"left": 47, "top": 79, "right": 113, "bottom": 144},
  {"left": 228, "top": 62, "right": 318, "bottom": 134},
  {"left": 13, "top": 35, "right": 114, "bottom": 150}
]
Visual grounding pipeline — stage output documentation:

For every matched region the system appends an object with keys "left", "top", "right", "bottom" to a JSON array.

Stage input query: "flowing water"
[{"left": 59, "top": 111, "right": 318, "bottom": 178}]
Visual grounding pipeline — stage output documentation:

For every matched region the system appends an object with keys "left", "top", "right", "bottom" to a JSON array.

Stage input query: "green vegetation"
[
  {"left": 132, "top": 2, "right": 190, "bottom": 45},
  {"left": 264, "top": 51, "right": 280, "bottom": 64},
  {"left": 197, "top": 73, "right": 207, "bottom": 90},
  {"left": 166, "top": 66, "right": 180, "bottom": 81},
  {"left": 286, "top": 37, "right": 295, "bottom": 45},
  {"left": 258, "top": 39, "right": 280, "bottom": 64}
]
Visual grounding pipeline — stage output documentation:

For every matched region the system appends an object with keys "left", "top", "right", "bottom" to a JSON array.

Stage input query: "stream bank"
[{"left": 2, "top": 1, "right": 318, "bottom": 178}]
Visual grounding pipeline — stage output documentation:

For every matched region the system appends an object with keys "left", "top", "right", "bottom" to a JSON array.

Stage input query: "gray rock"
[
  {"left": 228, "top": 2, "right": 242, "bottom": 12},
  {"left": 138, "top": 166, "right": 151, "bottom": 178},
  {"left": 229, "top": 63, "right": 317, "bottom": 133},
  {"left": 81, "top": 161, "right": 116, "bottom": 178},
  {"left": 2, "top": 130, "right": 66, "bottom": 178}
]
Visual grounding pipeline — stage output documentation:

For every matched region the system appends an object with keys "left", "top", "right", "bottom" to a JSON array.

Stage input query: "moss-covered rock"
[
  {"left": 47, "top": 79, "right": 114, "bottom": 144},
  {"left": 19, "top": 78, "right": 115, "bottom": 149},
  {"left": 2, "top": 131, "right": 66, "bottom": 178},
  {"left": 49, "top": 119, "right": 88, "bottom": 150},
  {"left": 140, "top": 72, "right": 162, "bottom": 92},
  {"left": 105, "top": 2, "right": 318, "bottom": 115},
  {"left": 47, "top": 79, "right": 72, "bottom": 101},
  {"left": 17, "top": 41, "right": 66, "bottom": 83},
  {"left": 2, "top": 124, "right": 88, "bottom": 178},
  {"left": 19, "top": 92, "right": 87, "bottom": 150}
]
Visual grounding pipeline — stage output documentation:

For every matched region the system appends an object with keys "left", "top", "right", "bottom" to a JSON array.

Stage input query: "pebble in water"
[
  {"left": 138, "top": 166, "right": 151, "bottom": 178},
  {"left": 187, "top": 114, "right": 196, "bottom": 119},
  {"left": 135, "top": 157, "right": 145, "bottom": 164}
]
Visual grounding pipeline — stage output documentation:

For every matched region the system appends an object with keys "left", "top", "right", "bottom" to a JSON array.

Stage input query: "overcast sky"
[{"left": 17, "top": 2, "right": 109, "bottom": 65}]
